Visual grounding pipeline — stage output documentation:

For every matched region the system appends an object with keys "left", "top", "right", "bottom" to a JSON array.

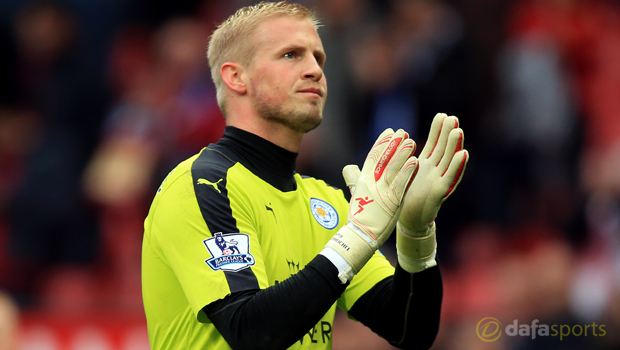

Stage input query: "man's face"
[{"left": 246, "top": 16, "right": 327, "bottom": 134}]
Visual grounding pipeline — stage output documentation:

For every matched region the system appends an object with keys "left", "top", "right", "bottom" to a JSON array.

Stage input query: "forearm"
[
  {"left": 349, "top": 264, "right": 443, "bottom": 350},
  {"left": 204, "top": 255, "right": 347, "bottom": 350}
]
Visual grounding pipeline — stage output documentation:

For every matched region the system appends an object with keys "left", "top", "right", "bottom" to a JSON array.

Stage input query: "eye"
[
  {"left": 315, "top": 55, "right": 325, "bottom": 68},
  {"left": 283, "top": 52, "right": 296, "bottom": 59}
]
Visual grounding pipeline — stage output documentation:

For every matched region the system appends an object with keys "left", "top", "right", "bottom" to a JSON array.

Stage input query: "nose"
[{"left": 303, "top": 56, "right": 323, "bottom": 82}]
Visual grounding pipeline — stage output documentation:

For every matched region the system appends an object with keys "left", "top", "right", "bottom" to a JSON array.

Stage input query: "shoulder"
[
  {"left": 154, "top": 147, "right": 234, "bottom": 195},
  {"left": 297, "top": 174, "right": 344, "bottom": 193},
  {"left": 152, "top": 147, "right": 247, "bottom": 235},
  {"left": 191, "top": 146, "right": 237, "bottom": 179},
  {"left": 296, "top": 174, "right": 348, "bottom": 205}
]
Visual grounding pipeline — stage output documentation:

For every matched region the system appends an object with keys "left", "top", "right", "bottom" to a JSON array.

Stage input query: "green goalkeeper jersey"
[{"left": 141, "top": 128, "right": 394, "bottom": 349}]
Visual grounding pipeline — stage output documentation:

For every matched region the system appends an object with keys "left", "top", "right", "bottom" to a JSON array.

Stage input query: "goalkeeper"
[{"left": 141, "top": 2, "right": 469, "bottom": 350}]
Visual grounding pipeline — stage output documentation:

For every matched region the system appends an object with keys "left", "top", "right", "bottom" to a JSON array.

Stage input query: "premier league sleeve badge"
[{"left": 203, "top": 232, "right": 256, "bottom": 272}]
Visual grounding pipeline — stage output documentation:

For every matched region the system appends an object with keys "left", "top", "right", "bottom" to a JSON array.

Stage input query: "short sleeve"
[{"left": 147, "top": 163, "right": 269, "bottom": 322}]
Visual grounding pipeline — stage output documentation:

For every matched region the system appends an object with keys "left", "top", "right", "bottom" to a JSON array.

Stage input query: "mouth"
[{"left": 298, "top": 88, "right": 323, "bottom": 98}]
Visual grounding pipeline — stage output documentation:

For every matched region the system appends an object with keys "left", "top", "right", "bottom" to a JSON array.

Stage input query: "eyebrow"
[{"left": 279, "top": 44, "right": 326, "bottom": 64}]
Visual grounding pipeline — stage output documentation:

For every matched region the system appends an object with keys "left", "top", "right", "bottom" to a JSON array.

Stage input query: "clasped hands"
[{"left": 325, "top": 113, "right": 469, "bottom": 277}]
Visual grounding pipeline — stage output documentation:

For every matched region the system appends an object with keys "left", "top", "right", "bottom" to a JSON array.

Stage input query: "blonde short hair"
[{"left": 207, "top": 1, "right": 320, "bottom": 115}]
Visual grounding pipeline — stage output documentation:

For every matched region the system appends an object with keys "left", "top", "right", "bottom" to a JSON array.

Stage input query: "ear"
[{"left": 220, "top": 62, "right": 247, "bottom": 95}]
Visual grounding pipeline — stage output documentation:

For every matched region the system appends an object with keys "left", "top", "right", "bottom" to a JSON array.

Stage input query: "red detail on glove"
[
  {"left": 405, "top": 164, "right": 419, "bottom": 193},
  {"left": 374, "top": 137, "right": 402, "bottom": 181},
  {"left": 428, "top": 115, "right": 446, "bottom": 159},
  {"left": 442, "top": 131, "right": 464, "bottom": 177},
  {"left": 455, "top": 131, "right": 463, "bottom": 152},
  {"left": 443, "top": 152, "right": 467, "bottom": 198},
  {"left": 354, "top": 197, "right": 375, "bottom": 215}
]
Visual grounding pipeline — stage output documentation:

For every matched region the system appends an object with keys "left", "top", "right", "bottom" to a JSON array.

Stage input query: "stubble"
[{"left": 250, "top": 80, "right": 324, "bottom": 134}]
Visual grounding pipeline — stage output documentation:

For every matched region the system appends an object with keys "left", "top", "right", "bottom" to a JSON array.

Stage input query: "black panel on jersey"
[
  {"left": 191, "top": 147, "right": 260, "bottom": 292},
  {"left": 214, "top": 126, "right": 298, "bottom": 192}
]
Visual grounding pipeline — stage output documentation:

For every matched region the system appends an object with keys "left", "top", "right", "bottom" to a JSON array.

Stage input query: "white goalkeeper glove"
[
  {"left": 397, "top": 113, "right": 469, "bottom": 273},
  {"left": 322, "top": 128, "right": 419, "bottom": 283}
]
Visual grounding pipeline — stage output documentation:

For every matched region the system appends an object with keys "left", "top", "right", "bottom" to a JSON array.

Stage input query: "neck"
[{"left": 226, "top": 108, "right": 303, "bottom": 153}]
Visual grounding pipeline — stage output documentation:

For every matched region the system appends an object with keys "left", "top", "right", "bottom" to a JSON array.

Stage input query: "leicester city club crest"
[
  {"left": 203, "top": 232, "right": 255, "bottom": 272},
  {"left": 310, "top": 198, "right": 339, "bottom": 230}
]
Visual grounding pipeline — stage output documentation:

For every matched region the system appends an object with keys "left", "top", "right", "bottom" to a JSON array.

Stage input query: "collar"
[{"left": 215, "top": 126, "right": 298, "bottom": 192}]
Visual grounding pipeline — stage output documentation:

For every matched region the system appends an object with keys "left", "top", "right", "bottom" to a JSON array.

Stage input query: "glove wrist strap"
[
  {"left": 324, "top": 222, "right": 375, "bottom": 280},
  {"left": 396, "top": 221, "right": 437, "bottom": 273},
  {"left": 320, "top": 247, "right": 356, "bottom": 284},
  {"left": 398, "top": 220, "right": 434, "bottom": 237},
  {"left": 397, "top": 249, "right": 437, "bottom": 273}
]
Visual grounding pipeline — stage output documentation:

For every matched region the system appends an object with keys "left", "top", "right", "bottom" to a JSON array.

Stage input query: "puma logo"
[
  {"left": 197, "top": 178, "right": 223, "bottom": 193},
  {"left": 266, "top": 203, "right": 277, "bottom": 223}
]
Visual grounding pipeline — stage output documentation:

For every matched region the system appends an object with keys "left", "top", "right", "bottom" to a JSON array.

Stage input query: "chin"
[
  {"left": 287, "top": 111, "right": 321, "bottom": 134},
  {"left": 302, "top": 116, "right": 322, "bottom": 133},
  {"left": 256, "top": 100, "right": 324, "bottom": 133}
]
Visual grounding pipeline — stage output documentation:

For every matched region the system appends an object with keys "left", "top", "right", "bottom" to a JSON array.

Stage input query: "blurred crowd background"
[{"left": 0, "top": 0, "right": 619, "bottom": 349}]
